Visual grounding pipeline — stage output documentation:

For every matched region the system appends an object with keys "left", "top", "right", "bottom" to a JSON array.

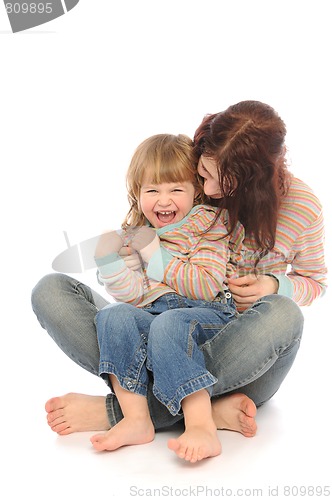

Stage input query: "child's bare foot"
[
  {"left": 90, "top": 416, "right": 155, "bottom": 451},
  {"left": 45, "top": 393, "right": 110, "bottom": 435},
  {"left": 168, "top": 425, "right": 221, "bottom": 463},
  {"left": 211, "top": 393, "right": 257, "bottom": 437}
]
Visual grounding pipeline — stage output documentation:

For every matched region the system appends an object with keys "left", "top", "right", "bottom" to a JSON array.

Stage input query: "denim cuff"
[{"left": 105, "top": 393, "right": 123, "bottom": 427}]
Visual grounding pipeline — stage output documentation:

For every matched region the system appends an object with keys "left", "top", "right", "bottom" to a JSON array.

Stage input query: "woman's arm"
[
  {"left": 229, "top": 210, "right": 327, "bottom": 309},
  {"left": 277, "top": 210, "right": 327, "bottom": 306}
]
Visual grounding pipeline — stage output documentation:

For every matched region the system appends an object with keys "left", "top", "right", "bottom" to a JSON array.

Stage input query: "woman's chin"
[{"left": 207, "top": 194, "right": 222, "bottom": 200}]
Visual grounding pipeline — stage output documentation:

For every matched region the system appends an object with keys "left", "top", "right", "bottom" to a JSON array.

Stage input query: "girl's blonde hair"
[{"left": 122, "top": 134, "right": 203, "bottom": 228}]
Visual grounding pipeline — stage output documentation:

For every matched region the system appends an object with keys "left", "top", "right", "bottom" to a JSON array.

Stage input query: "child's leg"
[
  {"left": 147, "top": 307, "right": 225, "bottom": 417},
  {"left": 95, "top": 303, "right": 153, "bottom": 394},
  {"left": 90, "top": 374, "right": 154, "bottom": 451},
  {"left": 167, "top": 389, "right": 221, "bottom": 463},
  {"left": 147, "top": 306, "right": 234, "bottom": 462},
  {"left": 91, "top": 302, "right": 155, "bottom": 451}
]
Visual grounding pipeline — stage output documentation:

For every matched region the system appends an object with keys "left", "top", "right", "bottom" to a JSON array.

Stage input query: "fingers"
[
  {"left": 118, "top": 245, "right": 134, "bottom": 256},
  {"left": 95, "top": 231, "right": 123, "bottom": 258},
  {"left": 131, "top": 227, "right": 157, "bottom": 251},
  {"left": 228, "top": 283, "right": 257, "bottom": 298},
  {"left": 228, "top": 275, "right": 258, "bottom": 286}
]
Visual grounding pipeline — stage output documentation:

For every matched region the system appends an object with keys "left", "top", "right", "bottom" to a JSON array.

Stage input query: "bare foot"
[
  {"left": 168, "top": 425, "right": 221, "bottom": 463},
  {"left": 211, "top": 393, "right": 257, "bottom": 437},
  {"left": 90, "top": 416, "right": 155, "bottom": 451},
  {"left": 45, "top": 393, "right": 110, "bottom": 435}
]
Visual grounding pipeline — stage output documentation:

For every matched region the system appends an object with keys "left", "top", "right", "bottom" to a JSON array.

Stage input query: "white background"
[{"left": 1, "top": 1, "right": 331, "bottom": 499}]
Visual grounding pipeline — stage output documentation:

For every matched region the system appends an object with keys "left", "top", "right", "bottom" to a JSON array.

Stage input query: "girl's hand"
[
  {"left": 130, "top": 227, "right": 160, "bottom": 263},
  {"left": 228, "top": 274, "right": 279, "bottom": 310},
  {"left": 95, "top": 231, "right": 123, "bottom": 258},
  {"left": 118, "top": 246, "right": 142, "bottom": 271}
]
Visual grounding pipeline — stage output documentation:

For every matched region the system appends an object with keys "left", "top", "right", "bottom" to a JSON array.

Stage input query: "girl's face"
[
  {"left": 197, "top": 156, "right": 222, "bottom": 199},
  {"left": 139, "top": 178, "right": 197, "bottom": 228}
]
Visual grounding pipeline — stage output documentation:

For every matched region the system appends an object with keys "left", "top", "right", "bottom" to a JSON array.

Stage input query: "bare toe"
[
  {"left": 44, "top": 393, "right": 110, "bottom": 434},
  {"left": 168, "top": 427, "right": 221, "bottom": 463},
  {"left": 212, "top": 393, "right": 257, "bottom": 437}
]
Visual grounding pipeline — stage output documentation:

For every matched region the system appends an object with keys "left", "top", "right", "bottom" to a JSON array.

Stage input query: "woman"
[{"left": 31, "top": 100, "right": 327, "bottom": 438}]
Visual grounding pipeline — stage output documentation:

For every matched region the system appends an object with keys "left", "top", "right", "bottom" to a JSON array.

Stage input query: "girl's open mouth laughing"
[{"left": 156, "top": 211, "right": 176, "bottom": 224}]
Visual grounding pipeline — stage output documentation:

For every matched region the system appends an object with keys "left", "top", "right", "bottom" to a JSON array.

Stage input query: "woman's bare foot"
[
  {"left": 90, "top": 416, "right": 155, "bottom": 451},
  {"left": 211, "top": 393, "right": 257, "bottom": 437},
  {"left": 168, "top": 424, "right": 221, "bottom": 463},
  {"left": 45, "top": 393, "right": 110, "bottom": 435}
]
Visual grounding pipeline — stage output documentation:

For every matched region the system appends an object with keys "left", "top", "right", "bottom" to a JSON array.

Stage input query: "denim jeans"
[
  {"left": 31, "top": 273, "right": 304, "bottom": 429},
  {"left": 95, "top": 293, "right": 237, "bottom": 416}
]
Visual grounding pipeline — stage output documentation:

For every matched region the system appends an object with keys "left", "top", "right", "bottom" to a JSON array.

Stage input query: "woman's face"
[{"left": 197, "top": 156, "right": 222, "bottom": 199}]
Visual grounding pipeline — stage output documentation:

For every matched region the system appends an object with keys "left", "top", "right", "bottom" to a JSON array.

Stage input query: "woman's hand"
[{"left": 228, "top": 274, "right": 279, "bottom": 310}]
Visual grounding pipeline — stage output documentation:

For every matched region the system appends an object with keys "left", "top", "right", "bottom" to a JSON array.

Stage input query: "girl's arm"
[
  {"left": 94, "top": 230, "right": 147, "bottom": 305},
  {"left": 146, "top": 211, "right": 240, "bottom": 301},
  {"left": 160, "top": 240, "right": 229, "bottom": 300},
  {"left": 96, "top": 260, "right": 147, "bottom": 306}
]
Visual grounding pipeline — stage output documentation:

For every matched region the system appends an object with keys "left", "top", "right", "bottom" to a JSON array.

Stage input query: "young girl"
[{"left": 91, "top": 133, "right": 245, "bottom": 462}]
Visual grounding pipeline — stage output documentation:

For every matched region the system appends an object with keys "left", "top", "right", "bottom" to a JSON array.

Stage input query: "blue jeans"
[
  {"left": 95, "top": 293, "right": 237, "bottom": 416},
  {"left": 31, "top": 273, "right": 304, "bottom": 429}
]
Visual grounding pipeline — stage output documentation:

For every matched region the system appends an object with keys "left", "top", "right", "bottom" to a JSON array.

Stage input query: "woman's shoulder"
[
  {"left": 190, "top": 204, "right": 217, "bottom": 214},
  {"left": 187, "top": 204, "right": 229, "bottom": 228},
  {"left": 282, "top": 176, "right": 323, "bottom": 216},
  {"left": 175, "top": 204, "right": 228, "bottom": 238}
]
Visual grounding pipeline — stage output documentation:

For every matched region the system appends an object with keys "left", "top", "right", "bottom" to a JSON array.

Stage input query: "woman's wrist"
[{"left": 264, "top": 273, "right": 279, "bottom": 293}]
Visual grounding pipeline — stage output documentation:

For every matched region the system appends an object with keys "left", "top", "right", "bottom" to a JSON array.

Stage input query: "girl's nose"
[{"left": 156, "top": 195, "right": 172, "bottom": 207}]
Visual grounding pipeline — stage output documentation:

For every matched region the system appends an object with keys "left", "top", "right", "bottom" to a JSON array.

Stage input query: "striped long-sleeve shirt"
[
  {"left": 237, "top": 176, "right": 327, "bottom": 306},
  {"left": 151, "top": 177, "right": 327, "bottom": 307},
  {"left": 96, "top": 205, "right": 244, "bottom": 307},
  {"left": 97, "top": 176, "right": 327, "bottom": 308}
]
